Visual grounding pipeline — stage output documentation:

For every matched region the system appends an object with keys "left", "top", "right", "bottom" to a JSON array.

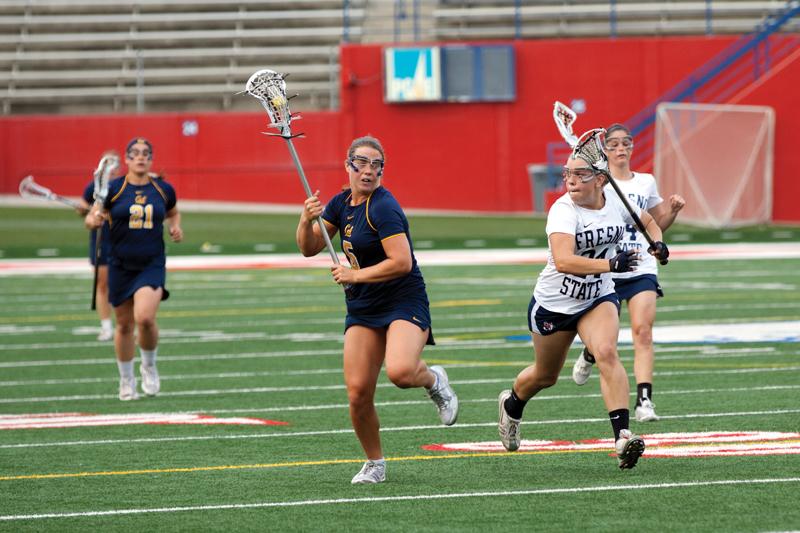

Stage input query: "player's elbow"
[
  {"left": 393, "top": 256, "right": 413, "bottom": 274},
  {"left": 553, "top": 256, "right": 572, "bottom": 274}
]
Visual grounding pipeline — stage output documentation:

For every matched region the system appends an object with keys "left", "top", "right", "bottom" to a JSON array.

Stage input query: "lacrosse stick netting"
[
  {"left": 92, "top": 153, "right": 120, "bottom": 205},
  {"left": 553, "top": 101, "right": 579, "bottom": 148},
  {"left": 244, "top": 69, "right": 351, "bottom": 290}
]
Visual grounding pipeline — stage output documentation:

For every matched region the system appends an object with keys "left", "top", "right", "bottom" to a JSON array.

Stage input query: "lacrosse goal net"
[{"left": 654, "top": 102, "right": 774, "bottom": 228}]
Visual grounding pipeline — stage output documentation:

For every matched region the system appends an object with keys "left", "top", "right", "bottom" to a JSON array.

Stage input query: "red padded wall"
[{"left": 2, "top": 35, "right": 798, "bottom": 221}]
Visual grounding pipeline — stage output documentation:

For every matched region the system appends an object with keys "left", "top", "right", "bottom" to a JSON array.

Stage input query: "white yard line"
[
  {"left": 2, "top": 406, "right": 799, "bottom": 450},
  {"left": 1, "top": 477, "right": 799, "bottom": 521},
  {"left": 1, "top": 242, "right": 799, "bottom": 276}
]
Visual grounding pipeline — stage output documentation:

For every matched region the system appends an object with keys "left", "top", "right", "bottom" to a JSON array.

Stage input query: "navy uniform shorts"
[
  {"left": 614, "top": 274, "right": 664, "bottom": 301},
  {"left": 345, "top": 296, "right": 435, "bottom": 346},
  {"left": 108, "top": 258, "right": 170, "bottom": 307},
  {"left": 528, "top": 293, "right": 620, "bottom": 336}
]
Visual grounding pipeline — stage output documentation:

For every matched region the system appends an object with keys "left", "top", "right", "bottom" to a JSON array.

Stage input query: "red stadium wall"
[{"left": 2, "top": 35, "right": 799, "bottom": 222}]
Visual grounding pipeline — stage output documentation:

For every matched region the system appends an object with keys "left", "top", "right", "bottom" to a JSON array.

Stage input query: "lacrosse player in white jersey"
[
  {"left": 571, "top": 124, "right": 685, "bottom": 423},
  {"left": 498, "top": 129, "right": 669, "bottom": 469}
]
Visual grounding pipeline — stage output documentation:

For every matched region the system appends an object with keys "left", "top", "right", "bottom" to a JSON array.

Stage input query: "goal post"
[{"left": 654, "top": 102, "right": 774, "bottom": 228}]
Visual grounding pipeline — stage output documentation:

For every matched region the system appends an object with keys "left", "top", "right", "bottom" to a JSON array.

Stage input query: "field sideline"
[{"left": 0, "top": 248, "right": 798, "bottom": 531}]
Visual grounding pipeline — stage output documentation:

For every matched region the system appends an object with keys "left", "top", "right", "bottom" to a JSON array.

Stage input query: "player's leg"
[
  {"left": 133, "top": 286, "right": 163, "bottom": 396},
  {"left": 113, "top": 300, "right": 138, "bottom": 400},
  {"left": 498, "top": 329, "right": 574, "bottom": 451},
  {"left": 384, "top": 320, "right": 458, "bottom": 426},
  {"left": 627, "top": 289, "right": 659, "bottom": 421},
  {"left": 96, "top": 265, "right": 114, "bottom": 341},
  {"left": 577, "top": 301, "right": 644, "bottom": 469},
  {"left": 344, "top": 325, "right": 386, "bottom": 484}
]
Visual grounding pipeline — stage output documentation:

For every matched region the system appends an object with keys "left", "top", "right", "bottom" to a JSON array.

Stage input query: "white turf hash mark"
[
  {"left": 1, "top": 478, "right": 798, "bottom": 521},
  {"left": 2, "top": 408, "right": 798, "bottom": 450}
]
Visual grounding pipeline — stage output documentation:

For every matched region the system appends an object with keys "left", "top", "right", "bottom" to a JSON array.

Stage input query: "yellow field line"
[{"left": 0, "top": 449, "right": 598, "bottom": 482}]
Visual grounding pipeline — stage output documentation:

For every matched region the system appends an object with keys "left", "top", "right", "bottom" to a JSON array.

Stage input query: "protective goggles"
[
  {"left": 604, "top": 136, "right": 634, "bottom": 150},
  {"left": 561, "top": 167, "right": 598, "bottom": 183},
  {"left": 349, "top": 155, "right": 384, "bottom": 172}
]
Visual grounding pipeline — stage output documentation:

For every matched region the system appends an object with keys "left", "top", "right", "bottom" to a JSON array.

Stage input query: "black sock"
[
  {"left": 582, "top": 348, "right": 596, "bottom": 364},
  {"left": 609, "top": 409, "right": 630, "bottom": 441},
  {"left": 637, "top": 383, "right": 653, "bottom": 406},
  {"left": 504, "top": 389, "right": 528, "bottom": 420}
]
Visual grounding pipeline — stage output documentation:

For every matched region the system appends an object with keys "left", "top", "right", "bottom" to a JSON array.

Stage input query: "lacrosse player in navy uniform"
[
  {"left": 497, "top": 129, "right": 669, "bottom": 469},
  {"left": 571, "top": 124, "right": 685, "bottom": 422},
  {"left": 297, "top": 135, "right": 458, "bottom": 484},
  {"left": 85, "top": 138, "right": 183, "bottom": 401},
  {"left": 79, "top": 150, "right": 118, "bottom": 342}
]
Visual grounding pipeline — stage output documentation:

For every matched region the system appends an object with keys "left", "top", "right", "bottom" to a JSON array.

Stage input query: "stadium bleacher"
[
  {"left": 0, "top": 0, "right": 794, "bottom": 115},
  {"left": 433, "top": 0, "right": 796, "bottom": 40},
  {"left": 0, "top": 0, "right": 365, "bottom": 114}
]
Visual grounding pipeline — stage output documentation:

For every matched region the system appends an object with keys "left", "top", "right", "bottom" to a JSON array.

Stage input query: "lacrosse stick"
[
  {"left": 90, "top": 153, "right": 120, "bottom": 310},
  {"left": 570, "top": 128, "right": 668, "bottom": 265},
  {"left": 244, "top": 69, "right": 352, "bottom": 296},
  {"left": 19, "top": 175, "right": 84, "bottom": 211}
]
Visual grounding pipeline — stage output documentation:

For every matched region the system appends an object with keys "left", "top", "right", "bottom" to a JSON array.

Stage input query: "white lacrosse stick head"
[
  {"left": 93, "top": 153, "right": 119, "bottom": 204},
  {"left": 553, "top": 101, "right": 579, "bottom": 148},
  {"left": 570, "top": 128, "right": 609, "bottom": 174},
  {"left": 19, "top": 175, "right": 56, "bottom": 201},
  {"left": 245, "top": 69, "right": 292, "bottom": 135}
]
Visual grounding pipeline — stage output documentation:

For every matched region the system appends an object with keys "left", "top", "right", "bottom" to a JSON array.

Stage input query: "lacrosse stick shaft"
[
  {"left": 285, "top": 138, "right": 341, "bottom": 266},
  {"left": 285, "top": 138, "right": 354, "bottom": 298},
  {"left": 90, "top": 226, "right": 102, "bottom": 310},
  {"left": 604, "top": 174, "right": 668, "bottom": 265}
]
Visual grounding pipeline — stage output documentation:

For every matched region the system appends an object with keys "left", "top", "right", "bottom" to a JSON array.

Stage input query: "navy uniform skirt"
[
  {"left": 345, "top": 295, "right": 435, "bottom": 345},
  {"left": 108, "top": 256, "right": 170, "bottom": 307}
]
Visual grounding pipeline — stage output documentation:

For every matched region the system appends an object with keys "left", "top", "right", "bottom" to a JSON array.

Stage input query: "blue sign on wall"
[{"left": 384, "top": 47, "right": 442, "bottom": 103}]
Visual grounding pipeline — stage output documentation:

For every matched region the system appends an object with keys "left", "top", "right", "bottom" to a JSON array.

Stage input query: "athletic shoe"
[
  {"left": 572, "top": 347, "right": 594, "bottom": 386},
  {"left": 351, "top": 460, "right": 386, "bottom": 484},
  {"left": 497, "top": 389, "right": 521, "bottom": 452},
  {"left": 140, "top": 364, "right": 160, "bottom": 396},
  {"left": 635, "top": 399, "right": 659, "bottom": 422},
  {"left": 119, "top": 377, "right": 140, "bottom": 401},
  {"left": 427, "top": 366, "right": 459, "bottom": 426},
  {"left": 97, "top": 329, "right": 114, "bottom": 342},
  {"left": 616, "top": 429, "right": 645, "bottom": 470}
]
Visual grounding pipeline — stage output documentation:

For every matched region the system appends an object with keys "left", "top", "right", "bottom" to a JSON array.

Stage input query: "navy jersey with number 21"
[{"left": 103, "top": 175, "right": 176, "bottom": 265}]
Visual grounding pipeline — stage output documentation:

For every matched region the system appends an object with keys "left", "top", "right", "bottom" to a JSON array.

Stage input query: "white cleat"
[
  {"left": 616, "top": 429, "right": 645, "bottom": 470},
  {"left": 140, "top": 364, "right": 160, "bottom": 397},
  {"left": 497, "top": 390, "right": 521, "bottom": 452},
  {"left": 351, "top": 460, "right": 386, "bottom": 484},
  {"left": 97, "top": 329, "right": 114, "bottom": 342},
  {"left": 118, "top": 377, "right": 140, "bottom": 401},
  {"left": 635, "top": 399, "right": 659, "bottom": 422},
  {"left": 427, "top": 366, "right": 459, "bottom": 426},
  {"left": 572, "top": 347, "right": 594, "bottom": 386}
]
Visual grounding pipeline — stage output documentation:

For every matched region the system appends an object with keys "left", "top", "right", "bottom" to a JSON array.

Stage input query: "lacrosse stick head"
[
  {"left": 93, "top": 152, "right": 120, "bottom": 204},
  {"left": 19, "top": 175, "right": 55, "bottom": 201},
  {"left": 570, "top": 128, "right": 609, "bottom": 176},
  {"left": 245, "top": 69, "right": 293, "bottom": 136},
  {"left": 553, "top": 101, "right": 579, "bottom": 148}
]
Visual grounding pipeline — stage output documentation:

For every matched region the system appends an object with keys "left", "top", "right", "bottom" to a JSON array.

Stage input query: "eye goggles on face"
[
  {"left": 349, "top": 155, "right": 384, "bottom": 171},
  {"left": 604, "top": 136, "right": 634, "bottom": 150},
  {"left": 127, "top": 148, "right": 152, "bottom": 159},
  {"left": 561, "top": 167, "right": 598, "bottom": 183}
]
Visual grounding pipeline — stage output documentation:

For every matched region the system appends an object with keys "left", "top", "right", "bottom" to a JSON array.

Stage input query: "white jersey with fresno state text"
[
  {"left": 533, "top": 191, "right": 640, "bottom": 315},
  {"left": 606, "top": 172, "right": 663, "bottom": 279}
]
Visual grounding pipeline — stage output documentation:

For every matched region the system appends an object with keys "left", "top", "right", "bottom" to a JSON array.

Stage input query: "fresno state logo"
[{"left": 542, "top": 321, "right": 554, "bottom": 332}]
